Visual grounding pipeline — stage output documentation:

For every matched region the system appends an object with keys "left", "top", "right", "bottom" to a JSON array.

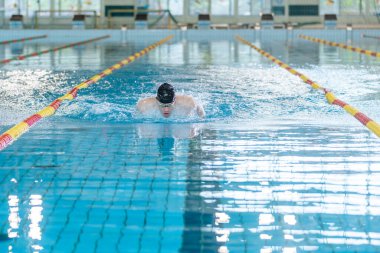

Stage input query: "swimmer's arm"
[{"left": 186, "top": 96, "right": 205, "bottom": 118}]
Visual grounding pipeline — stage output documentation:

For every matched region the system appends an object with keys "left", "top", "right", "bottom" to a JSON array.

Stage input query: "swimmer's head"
[{"left": 156, "top": 83, "right": 175, "bottom": 104}]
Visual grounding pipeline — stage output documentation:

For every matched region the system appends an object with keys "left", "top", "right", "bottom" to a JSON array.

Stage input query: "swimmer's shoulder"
[
  {"left": 176, "top": 95, "right": 197, "bottom": 106},
  {"left": 137, "top": 97, "right": 157, "bottom": 112},
  {"left": 176, "top": 95, "right": 205, "bottom": 117}
]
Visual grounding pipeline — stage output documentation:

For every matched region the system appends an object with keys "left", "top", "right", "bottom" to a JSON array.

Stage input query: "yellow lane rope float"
[
  {"left": 0, "top": 35, "right": 174, "bottom": 151},
  {"left": 1, "top": 35, "right": 110, "bottom": 64},
  {"left": 299, "top": 34, "right": 380, "bottom": 58},
  {"left": 236, "top": 35, "right": 380, "bottom": 137},
  {"left": 0, "top": 35, "right": 47, "bottom": 45}
]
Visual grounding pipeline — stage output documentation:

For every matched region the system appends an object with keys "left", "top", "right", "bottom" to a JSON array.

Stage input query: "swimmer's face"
[{"left": 157, "top": 101, "right": 175, "bottom": 118}]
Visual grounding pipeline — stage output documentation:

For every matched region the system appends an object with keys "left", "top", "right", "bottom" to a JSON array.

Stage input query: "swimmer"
[{"left": 137, "top": 83, "right": 205, "bottom": 118}]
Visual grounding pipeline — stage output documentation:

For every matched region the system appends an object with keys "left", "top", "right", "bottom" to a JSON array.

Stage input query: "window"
[
  {"left": 5, "top": 0, "right": 51, "bottom": 18},
  {"left": 369, "top": 0, "right": 380, "bottom": 15},
  {"left": 169, "top": 0, "right": 183, "bottom": 15},
  {"left": 319, "top": 0, "right": 339, "bottom": 15},
  {"left": 54, "top": 0, "right": 78, "bottom": 12},
  {"left": 150, "top": 0, "right": 168, "bottom": 10},
  {"left": 149, "top": 0, "right": 183, "bottom": 15},
  {"left": 189, "top": 0, "right": 210, "bottom": 15},
  {"left": 272, "top": 0, "right": 285, "bottom": 15},
  {"left": 28, "top": 0, "right": 51, "bottom": 17},
  {"left": 252, "top": 0, "right": 264, "bottom": 15},
  {"left": 80, "top": 0, "right": 100, "bottom": 12},
  {"left": 136, "top": 0, "right": 148, "bottom": 6},
  {"left": 238, "top": 0, "right": 251, "bottom": 15},
  {"left": 5, "top": 0, "right": 23, "bottom": 17},
  {"left": 51, "top": 0, "right": 100, "bottom": 17},
  {"left": 340, "top": 0, "right": 364, "bottom": 14},
  {"left": 212, "top": 0, "right": 233, "bottom": 15}
]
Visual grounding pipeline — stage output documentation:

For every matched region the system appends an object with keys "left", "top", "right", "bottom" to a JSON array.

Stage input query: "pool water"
[{"left": 1, "top": 31, "right": 380, "bottom": 253}]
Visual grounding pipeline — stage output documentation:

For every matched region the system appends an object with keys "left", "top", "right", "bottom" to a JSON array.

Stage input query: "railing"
[
  {"left": 107, "top": 9, "right": 180, "bottom": 29},
  {"left": 33, "top": 10, "right": 97, "bottom": 29}
]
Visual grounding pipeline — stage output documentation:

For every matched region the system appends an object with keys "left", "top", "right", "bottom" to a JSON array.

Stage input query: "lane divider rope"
[
  {"left": 0, "top": 35, "right": 110, "bottom": 65},
  {"left": 0, "top": 35, "right": 174, "bottom": 151},
  {"left": 299, "top": 34, "right": 380, "bottom": 58},
  {"left": 0, "top": 35, "right": 47, "bottom": 45},
  {"left": 236, "top": 35, "right": 380, "bottom": 137}
]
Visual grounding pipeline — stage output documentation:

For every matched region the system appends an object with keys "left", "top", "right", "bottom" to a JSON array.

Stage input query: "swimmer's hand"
[{"left": 197, "top": 104, "right": 205, "bottom": 118}]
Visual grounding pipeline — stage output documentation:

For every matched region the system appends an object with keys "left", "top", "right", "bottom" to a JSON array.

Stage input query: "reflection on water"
[
  {"left": 6, "top": 194, "right": 44, "bottom": 252},
  {"left": 8, "top": 195, "right": 19, "bottom": 239},
  {"left": 10, "top": 44, "right": 23, "bottom": 55},
  {"left": 181, "top": 122, "right": 380, "bottom": 252},
  {"left": 28, "top": 195, "right": 43, "bottom": 241},
  {"left": 137, "top": 123, "right": 201, "bottom": 139}
]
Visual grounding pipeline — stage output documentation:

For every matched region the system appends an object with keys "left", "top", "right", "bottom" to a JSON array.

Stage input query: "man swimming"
[{"left": 137, "top": 83, "right": 205, "bottom": 118}]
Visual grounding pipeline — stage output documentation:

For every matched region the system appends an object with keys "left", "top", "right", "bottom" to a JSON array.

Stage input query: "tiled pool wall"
[{"left": 1, "top": 29, "right": 380, "bottom": 42}]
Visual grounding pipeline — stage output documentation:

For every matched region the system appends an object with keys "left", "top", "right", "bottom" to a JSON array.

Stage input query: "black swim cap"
[{"left": 156, "top": 83, "right": 175, "bottom": 104}]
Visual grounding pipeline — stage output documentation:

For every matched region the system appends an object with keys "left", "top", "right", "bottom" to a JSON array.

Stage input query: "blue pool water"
[{"left": 1, "top": 30, "right": 380, "bottom": 253}]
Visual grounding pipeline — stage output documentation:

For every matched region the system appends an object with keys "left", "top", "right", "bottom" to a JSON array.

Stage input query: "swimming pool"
[{"left": 1, "top": 29, "right": 380, "bottom": 253}]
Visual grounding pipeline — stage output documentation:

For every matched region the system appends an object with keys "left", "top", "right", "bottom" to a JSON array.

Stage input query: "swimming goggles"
[{"left": 156, "top": 97, "right": 175, "bottom": 108}]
